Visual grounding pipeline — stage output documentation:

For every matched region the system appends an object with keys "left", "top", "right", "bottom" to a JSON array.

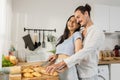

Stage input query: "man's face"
[{"left": 74, "top": 10, "right": 88, "bottom": 27}]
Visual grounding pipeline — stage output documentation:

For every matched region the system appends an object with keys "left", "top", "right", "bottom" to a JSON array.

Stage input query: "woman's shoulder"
[
  {"left": 73, "top": 31, "right": 82, "bottom": 36},
  {"left": 73, "top": 31, "right": 82, "bottom": 39}
]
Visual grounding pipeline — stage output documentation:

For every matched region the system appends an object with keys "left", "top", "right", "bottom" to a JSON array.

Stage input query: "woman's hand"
[
  {"left": 46, "top": 61, "right": 68, "bottom": 74},
  {"left": 48, "top": 54, "right": 58, "bottom": 63}
]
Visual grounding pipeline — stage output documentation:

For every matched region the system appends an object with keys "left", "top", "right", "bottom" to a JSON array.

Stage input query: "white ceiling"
[
  {"left": 12, "top": 0, "right": 120, "bottom": 7},
  {"left": 95, "top": 0, "right": 120, "bottom": 6}
]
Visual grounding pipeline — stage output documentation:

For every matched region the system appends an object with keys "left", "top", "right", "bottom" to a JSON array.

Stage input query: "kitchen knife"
[{"left": 40, "top": 61, "right": 50, "bottom": 67}]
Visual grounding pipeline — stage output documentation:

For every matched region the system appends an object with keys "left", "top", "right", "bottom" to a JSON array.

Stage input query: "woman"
[{"left": 48, "top": 15, "right": 83, "bottom": 80}]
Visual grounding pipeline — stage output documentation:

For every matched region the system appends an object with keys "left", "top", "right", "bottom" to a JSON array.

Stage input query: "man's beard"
[
  {"left": 82, "top": 24, "right": 87, "bottom": 27},
  {"left": 77, "top": 23, "right": 81, "bottom": 27},
  {"left": 80, "top": 22, "right": 87, "bottom": 27},
  {"left": 78, "top": 23, "right": 86, "bottom": 27}
]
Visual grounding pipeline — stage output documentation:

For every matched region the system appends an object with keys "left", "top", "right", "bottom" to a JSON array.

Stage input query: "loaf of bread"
[
  {"left": 22, "top": 65, "right": 58, "bottom": 78},
  {"left": 9, "top": 74, "right": 21, "bottom": 80},
  {"left": 31, "top": 72, "right": 41, "bottom": 77},
  {"left": 33, "top": 67, "right": 41, "bottom": 72},
  {"left": 10, "top": 66, "right": 21, "bottom": 74},
  {"left": 23, "top": 72, "right": 34, "bottom": 78},
  {"left": 39, "top": 67, "right": 58, "bottom": 76},
  {"left": 22, "top": 68, "right": 34, "bottom": 73}
]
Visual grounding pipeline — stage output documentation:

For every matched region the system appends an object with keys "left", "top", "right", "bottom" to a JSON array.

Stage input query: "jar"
[
  {"left": 0, "top": 70, "right": 9, "bottom": 80},
  {"left": 114, "top": 49, "right": 119, "bottom": 57},
  {"left": 113, "top": 45, "right": 120, "bottom": 57},
  {"left": 0, "top": 72, "right": 4, "bottom": 80}
]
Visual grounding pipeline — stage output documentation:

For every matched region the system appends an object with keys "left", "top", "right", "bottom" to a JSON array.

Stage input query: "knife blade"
[{"left": 40, "top": 61, "right": 50, "bottom": 67}]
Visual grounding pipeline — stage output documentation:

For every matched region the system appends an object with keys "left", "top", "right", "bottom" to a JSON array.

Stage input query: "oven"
[{"left": 98, "top": 65, "right": 110, "bottom": 80}]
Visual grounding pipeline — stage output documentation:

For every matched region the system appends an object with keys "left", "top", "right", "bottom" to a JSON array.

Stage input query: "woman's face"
[
  {"left": 67, "top": 16, "right": 79, "bottom": 32},
  {"left": 74, "top": 10, "right": 88, "bottom": 27}
]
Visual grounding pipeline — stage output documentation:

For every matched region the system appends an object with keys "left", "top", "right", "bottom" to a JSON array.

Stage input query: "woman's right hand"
[{"left": 48, "top": 54, "right": 58, "bottom": 63}]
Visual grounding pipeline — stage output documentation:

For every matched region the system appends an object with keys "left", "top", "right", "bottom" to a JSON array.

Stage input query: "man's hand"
[{"left": 46, "top": 61, "right": 68, "bottom": 74}]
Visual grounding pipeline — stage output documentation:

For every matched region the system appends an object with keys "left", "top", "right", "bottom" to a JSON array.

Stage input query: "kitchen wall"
[
  {"left": 0, "top": 0, "right": 12, "bottom": 68},
  {"left": 10, "top": 0, "right": 120, "bottom": 60},
  {"left": 0, "top": 0, "right": 2, "bottom": 69},
  {"left": 104, "top": 33, "right": 120, "bottom": 50},
  {"left": 11, "top": 0, "right": 95, "bottom": 42},
  {"left": 11, "top": 0, "right": 95, "bottom": 59}
]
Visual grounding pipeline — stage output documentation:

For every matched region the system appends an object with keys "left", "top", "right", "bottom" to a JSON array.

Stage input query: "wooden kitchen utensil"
[{"left": 34, "top": 30, "right": 38, "bottom": 48}]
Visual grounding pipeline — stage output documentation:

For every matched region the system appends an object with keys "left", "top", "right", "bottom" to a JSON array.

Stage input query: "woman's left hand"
[{"left": 46, "top": 61, "right": 68, "bottom": 74}]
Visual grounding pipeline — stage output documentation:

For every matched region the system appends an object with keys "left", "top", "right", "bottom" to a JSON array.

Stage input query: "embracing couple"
[{"left": 46, "top": 4, "right": 105, "bottom": 80}]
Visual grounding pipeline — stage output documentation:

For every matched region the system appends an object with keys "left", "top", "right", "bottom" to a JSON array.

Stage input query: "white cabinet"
[
  {"left": 110, "top": 6, "right": 120, "bottom": 32},
  {"left": 94, "top": 5, "right": 109, "bottom": 32},
  {"left": 94, "top": 5, "right": 120, "bottom": 33},
  {"left": 110, "top": 64, "right": 120, "bottom": 80}
]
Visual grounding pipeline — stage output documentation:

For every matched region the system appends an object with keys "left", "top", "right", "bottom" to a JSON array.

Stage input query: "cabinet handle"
[
  {"left": 115, "top": 31, "right": 120, "bottom": 32},
  {"left": 103, "top": 30, "right": 106, "bottom": 32}
]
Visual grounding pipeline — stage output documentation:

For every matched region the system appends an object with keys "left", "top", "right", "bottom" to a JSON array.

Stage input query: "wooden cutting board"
[
  {"left": 18, "top": 61, "right": 59, "bottom": 80},
  {"left": 22, "top": 75, "right": 59, "bottom": 80}
]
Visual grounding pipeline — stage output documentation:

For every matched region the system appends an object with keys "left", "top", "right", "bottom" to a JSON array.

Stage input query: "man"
[{"left": 46, "top": 4, "right": 105, "bottom": 80}]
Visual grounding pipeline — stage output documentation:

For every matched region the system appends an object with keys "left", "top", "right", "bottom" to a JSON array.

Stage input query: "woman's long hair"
[{"left": 56, "top": 15, "right": 80, "bottom": 46}]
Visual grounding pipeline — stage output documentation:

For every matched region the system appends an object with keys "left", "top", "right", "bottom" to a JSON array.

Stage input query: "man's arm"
[
  {"left": 64, "top": 29, "right": 105, "bottom": 68},
  {"left": 46, "top": 28, "right": 105, "bottom": 73}
]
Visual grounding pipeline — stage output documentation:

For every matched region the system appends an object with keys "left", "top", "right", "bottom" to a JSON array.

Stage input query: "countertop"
[
  {"left": 99, "top": 59, "right": 120, "bottom": 65},
  {"left": 17, "top": 57, "right": 120, "bottom": 65}
]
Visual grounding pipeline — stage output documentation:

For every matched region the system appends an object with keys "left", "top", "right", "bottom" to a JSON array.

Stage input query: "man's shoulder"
[{"left": 92, "top": 25, "right": 103, "bottom": 33}]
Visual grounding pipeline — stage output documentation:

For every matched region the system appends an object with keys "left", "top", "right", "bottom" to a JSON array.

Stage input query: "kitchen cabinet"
[
  {"left": 94, "top": 5, "right": 120, "bottom": 33},
  {"left": 94, "top": 5, "right": 109, "bottom": 32},
  {"left": 110, "top": 64, "right": 120, "bottom": 80},
  {"left": 109, "top": 6, "right": 120, "bottom": 32},
  {"left": 99, "top": 59, "right": 120, "bottom": 80}
]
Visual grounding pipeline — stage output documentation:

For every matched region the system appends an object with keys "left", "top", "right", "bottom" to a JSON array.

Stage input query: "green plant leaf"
[{"left": 48, "top": 49, "right": 56, "bottom": 54}]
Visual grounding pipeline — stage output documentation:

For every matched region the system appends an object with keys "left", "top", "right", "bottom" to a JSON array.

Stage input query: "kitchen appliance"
[{"left": 98, "top": 65, "right": 110, "bottom": 80}]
